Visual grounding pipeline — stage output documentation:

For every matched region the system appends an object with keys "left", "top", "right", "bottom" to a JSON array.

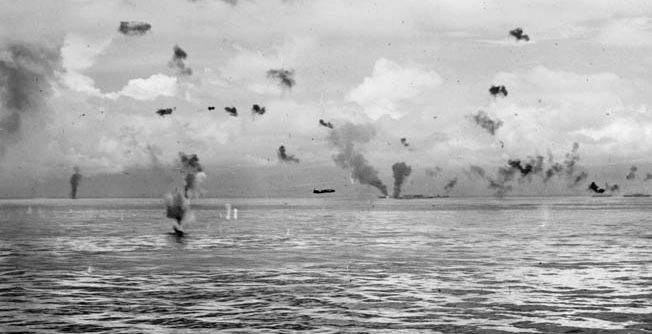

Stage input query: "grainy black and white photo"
[{"left": 1, "top": 1, "right": 651, "bottom": 333}]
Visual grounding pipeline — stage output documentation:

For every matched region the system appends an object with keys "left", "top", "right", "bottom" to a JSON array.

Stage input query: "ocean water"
[{"left": 1, "top": 196, "right": 650, "bottom": 333}]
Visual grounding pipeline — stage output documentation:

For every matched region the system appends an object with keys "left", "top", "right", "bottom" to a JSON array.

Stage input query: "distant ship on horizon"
[{"left": 623, "top": 193, "right": 651, "bottom": 197}]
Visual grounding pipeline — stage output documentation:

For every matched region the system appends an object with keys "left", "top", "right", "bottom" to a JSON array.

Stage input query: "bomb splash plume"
[
  {"left": 118, "top": 21, "right": 151, "bottom": 36},
  {"left": 266, "top": 68, "right": 295, "bottom": 89},
  {"left": 471, "top": 110, "right": 503, "bottom": 135},
  {"left": 179, "top": 152, "right": 206, "bottom": 198},
  {"left": 0, "top": 43, "right": 60, "bottom": 156},
  {"left": 391, "top": 162, "right": 412, "bottom": 198},
  {"left": 168, "top": 45, "right": 192, "bottom": 76},
  {"left": 70, "top": 166, "right": 82, "bottom": 199},
  {"left": 327, "top": 122, "right": 388, "bottom": 196},
  {"left": 277, "top": 145, "right": 300, "bottom": 163},
  {"left": 509, "top": 27, "right": 530, "bottom": 41}
]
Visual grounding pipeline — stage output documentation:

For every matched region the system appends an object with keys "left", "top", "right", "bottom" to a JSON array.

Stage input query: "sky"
[{"left": 2, "top": 0, "right": 652, "bottom": 198}]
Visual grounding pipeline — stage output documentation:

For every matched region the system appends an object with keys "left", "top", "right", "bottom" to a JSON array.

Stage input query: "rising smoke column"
[
  {"left": 168, "top": 45, "right": 192, "bottom": 76},
  {"left": 277, "top": 145, "right": 300, "bottom": 163},
  {"left": 626, "top": 166, "right": 638, "bottom": 180},
  {"left": 391, "top": 162, "right": 412, "bottom": 198},
  {"left": 266, "top": 68, "right": 295, "bottom": 89},
  {"left": 70, "top": 166, "right": 82, "bottom": 199},
  {"left": 327, "top": 122, "right": 388, "bottom": 196},
  {"left": 471, "top": 110, "right": 503, "bottom": 135},
  {"left": 0, "top": 43, "right": 60, "bottom": 156},
  {"left": 179, "top": 152, "right": 206, "bottom": 198},
  {"left": 444, "top": 178, "right": 458, "bottom": 194}
]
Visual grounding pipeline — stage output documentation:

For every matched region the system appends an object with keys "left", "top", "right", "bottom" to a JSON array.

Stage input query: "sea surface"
[{"left": 0, "top": 196, "right": 650, "bottom": 333}]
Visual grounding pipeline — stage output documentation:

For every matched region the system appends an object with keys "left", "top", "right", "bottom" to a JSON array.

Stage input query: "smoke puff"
[
  {"left": 156, "top": 107, "right": 174, "bottom": 117},
  {"left": 224, "top": 106, "right": 237, "bottom": 117},
  {"left": 489, "top": 85, "right": 508, "bottom": 97},
  {"left": 426, "top": 166, "right": 443, "bottom": 178},
  {"left": 465, "top": 165, "right": 486, "bottom": 179},
  {"left": 277, "top": 145, "right": 300, "bottom": 163},
  {"left": 252, "top": 104, "right": 266, "bottom": 116},
  {"left": 400, "top": 137, "right": 409, "bottom": 147},
  {"left": 644, "top": 173, "right": 652, "bottom": 181},
  {"left": 168, "top": 45, "right": 192, "bottom": 76},
  {"left": 392, "top": 162, "right": 412, "bottom": 198},
  {"left": 471, "top": 110, "right": 503, "bottom": 135},
  {"left": 179, "top": 152, "right": 204, "bottom": 197},
  {"left": 118, "top": 21, "right": 152, "bottom": 36},
  {"left": 266, "top": 68, "right": 295, "bottom": 89},
  {"left": 328, "top": 122, "right": 387, "bottom": 196},
  {"left": 319, "top": 119, "right": 334, "bottom": 129},
  {"left": 70, "top": 166, "right": 82, "bottom": 199},
  {"left": 509, "top": 27, "right": 530, "bottom": 41},
  {"left": 626, "top": 165, "right": 637, "bottom": 180},
  {"left": 0, "top": 43, "right": 60, "bottom": 156},
  {"left": 444, "top": 178, "right": 458, "bottom": 193}
]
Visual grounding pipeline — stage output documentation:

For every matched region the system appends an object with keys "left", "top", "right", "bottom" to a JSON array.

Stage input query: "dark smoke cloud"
[
  {"left": 471, "top": 110, "right": 503, "bottom": 135},
  {"left": 118, "top": 21, "right": 152, "bottom": 36},
  {"left": 509, "top": 27, "right": 530, "bottom": 42},
  {"left": 588, "top": 181, "right": 619, "bottom": 194},
  {"left": 0, "top": 43, "right": 60, "bottom": 156},
  {"left": 444, "top": 178, "right": 458, "bottom": 193},
  {"left": 319, "top": 119, "right": 334, "bottom": 129},
  {"left": 179, "top": 152, "right": 205, "bottom": 197},
  {"left": 277, "top": 145, "right": 299, "bottom": 163},
  {"left": 327, "top": 122, "right": 388, "bottom": 196},
  {"left": 266, "top": 68, "right": 295, "bottom": 89},
  {"left": 224, "top": 106, "right": 237, "bottom": 117},
  {"left": 168, "top": 45, "right": 192, "bottom": 76},
  {"left": 70, "top": 166, "right": 82, "bottom": 199},
  {"left": 489, "top": 85, "right": 508, "bottom": 97},
  {"left": 392, "top": 162, "right": 412, "bottom": 198},
  {"left": 626, "top": 165, "right": 637, "bottom": 180},
  {"left": 400, "top": 137, "right": 409, "bottom": 147},
  {"left": 645, "top": 173, "right": 652, "bottom": 181},
  {"left": 425, "top": 166, "right": 443, "bottom": 178},
  {"left": 156, "top": 107, "right": 174, "bottom": 117},
  {"left": 252, "top": 104, "right": 266, "bottom": 116}
]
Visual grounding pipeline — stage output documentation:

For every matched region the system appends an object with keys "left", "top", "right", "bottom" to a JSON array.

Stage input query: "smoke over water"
[
  {"left": 391, "top": 162, "right": 412, "bottom": 198},
  {"left": 70, "top": 166, "right": 82, "bottom": 199},
  {"left": 444, "top": 178, "right": 458, "bottom": 193},
  {"left": 471, "top": 110, "right": 503, "bottom": 135},
  {"left": 0, "top": 43, "right": 60, "bottom": 156},
  {"left": 328, "top": 122, "right": 388, "bottom": 196},
  {"left": 179, "top": 152, "right": 205, "bottom": 198},
  {"left": 588, "top": 181, "right": 619, "bottom": 194},
  {"left": 277, "top": 145, "right": 300, "bottom": 163},
  {"left": 626, "top": 166, "right": 637, "bottom": 180}
]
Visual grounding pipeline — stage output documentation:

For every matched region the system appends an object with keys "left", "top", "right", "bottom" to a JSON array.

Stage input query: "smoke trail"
[
  {"left": 327, "top": 122, "right": 388, "bottom": 196},
  {"left": 391, "top": 162, "right": 412, "bottom": 198},
  {"left": 489, "top": 85, "right": 508, "bottom": 97},
  {"left": 252, "top": 104, "right": 266, "bottom": 116},
  {"left": 400, "top": 137, "right": 409, "bottom": 147},
  {"left": 0, "top": 43, "right": 60, "bottom": 156},
  {"left": 509, "top": 27, "right": 530, "bottom": 41},
  {"left": 179, "top": 152, "right": 205, "bottom": 198},
  {"left": 70, "top": 166, "right": 82, "bottom": 199},
  {"left": 626, "top": 165, "right": 637, "bottom": 180},
  {"left": 471, "top": 110, "right": 503, "bottom": 135},
  {"left": 118, "top": 21, "right": 151, "bottom": 36},
  {"left": 224, "top": 106, "right": 237, "bottom": 117},
  {"left": 277, "top": 145, "right": 300, "bottom": 163},
  {"left": 168, "top": 45, "right": 192, "bottom": 76},
  {"left": 444, "top": 178, "right": 458, "bottom": 193},
  {"left": 319, "top": 119, "right": 334, "bottom": 129},
  {"left": 425, "top": 166, "right": 443, "bottom": 178},
  {"left": 156, "top": 107, "right": 174, "bottom": 117},
  {"left": 266, "top": 68, "right": 295, "bottom": 89}
]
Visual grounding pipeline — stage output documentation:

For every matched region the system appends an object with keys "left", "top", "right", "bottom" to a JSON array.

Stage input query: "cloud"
[
  {"left": 111, "top": 73, "right": 178, "bottom": 101},
  {"left": 348, "top": 58, "right": 442, "bottom": 120},
  {"left": 597, "top": 17, "right": 652, "bottom": 47}
]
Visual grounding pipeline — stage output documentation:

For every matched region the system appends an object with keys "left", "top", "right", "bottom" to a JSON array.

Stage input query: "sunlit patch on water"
[{"left": 1, "top": 197, "right": 651, "bottom": 333}]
